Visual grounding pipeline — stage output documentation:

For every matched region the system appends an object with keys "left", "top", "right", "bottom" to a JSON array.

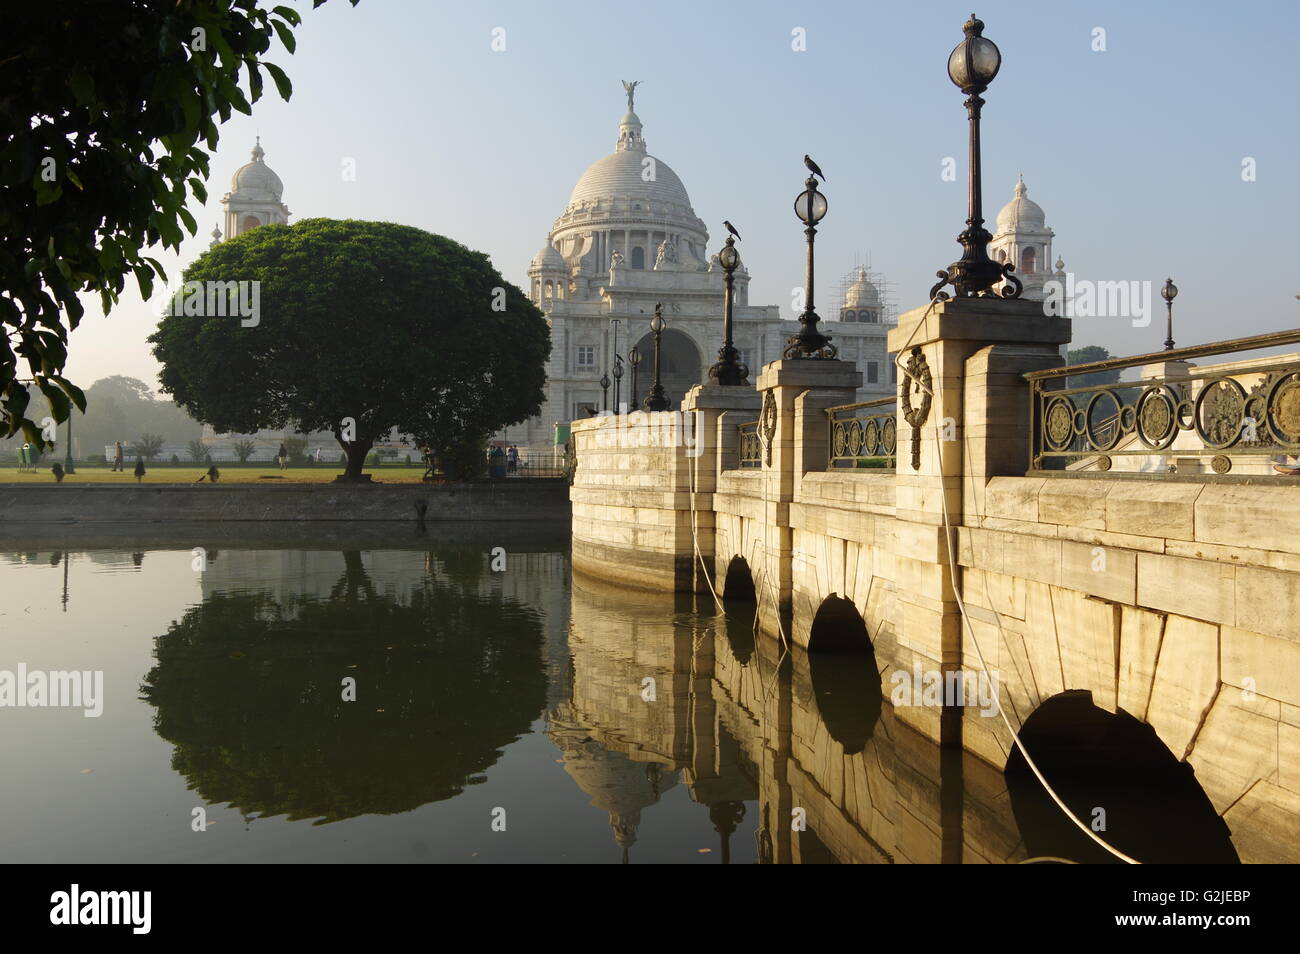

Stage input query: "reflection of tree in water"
[{"left": 139, "top": 550, "right": 547, "bottom": 824}]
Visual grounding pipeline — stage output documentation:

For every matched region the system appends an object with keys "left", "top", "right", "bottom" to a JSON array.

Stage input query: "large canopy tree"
[
  {"left": 1, "top": 0, "right": 357, "bottom": 447},
  {"left": 149, "top": 218, "right": 551, "bottom": 479}
]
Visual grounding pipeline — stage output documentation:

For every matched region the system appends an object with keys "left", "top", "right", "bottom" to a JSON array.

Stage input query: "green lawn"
[{"left": 0, "top": 465, "right": 434, "bottom": 484}]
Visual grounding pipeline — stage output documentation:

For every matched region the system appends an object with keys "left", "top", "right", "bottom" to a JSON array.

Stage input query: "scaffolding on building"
[{"left": 828, "top": 253, "right": 898, "bottom": 326}]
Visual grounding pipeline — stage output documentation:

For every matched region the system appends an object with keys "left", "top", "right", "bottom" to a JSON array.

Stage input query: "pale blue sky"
[{"left": 67, "top": 0, "right": 1300, "bottom": 389}]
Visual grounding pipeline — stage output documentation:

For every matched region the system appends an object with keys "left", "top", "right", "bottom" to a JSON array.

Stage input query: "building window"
[
  {"left": 573, "top": 402, "right": 598, "bottom": 419},
  {"left": 738, "top": 349, "right": 753, "bottom": 370},
  {"left": 863, "top": 309, "right": 878, "bottom": 323},
  {"left": 576, "top": 345, "right": 595, "bottom": 369},
  {"left": 867, "top": 361, "right": 879, "bottom": 384},
  {"left": 890, "top": 363, "right": 898, "bottom": 384},
  {"left": 240, "top": 214, "right": 261, "bottom": 232},
  {"left": 630, "top": 246, "right": 645, "bottom": 269},
  {"left": 842, "top": 310, "right": 856, "bottom": 323}
]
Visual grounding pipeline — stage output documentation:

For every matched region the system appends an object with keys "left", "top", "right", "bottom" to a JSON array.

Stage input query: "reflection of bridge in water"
[
  {"left": 562, "top": 569, "right": 1243, "bottom": 863},
  {"left": 559, "top": 574, "right": 949, "bottom": 863}
]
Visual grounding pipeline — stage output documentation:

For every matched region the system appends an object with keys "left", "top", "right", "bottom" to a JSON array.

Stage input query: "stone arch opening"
[
  {"left": 721, "top": 556, "right": 756, "bottom": 665},
  {"left": 1020, "top": 245, "right": 1037, "bottom": 275},
  {"left": 722, "top": 555, "right": 756, "bottom": 601},
  {"left": 633, "top": 328, "right": 701, "bottom": 409},
  {"left": 806, "top": 595, "right": 881, "bottom": 755},
  {"left": 1005, "top": 690, "right": 1238, "bottom": 864}
]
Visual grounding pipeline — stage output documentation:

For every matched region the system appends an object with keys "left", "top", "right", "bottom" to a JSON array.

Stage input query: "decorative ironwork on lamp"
[
  {"left": 785, "top": 173, "right": 837, "bottom": 358},
  {"left": 643, "top": 305, "right": 671, "bottom": 411},
  {"left": 709, "top": 234, "right": 749, "bottom": 384},
  {"left": 628, "top": 345, "right": 641, "bottom": 409},
  {"left": 929, "top": 13, "right": 1024, "bottom": 302},
  {"left": 1161, "top": 278, "right": 1178, "bottom": 351}
]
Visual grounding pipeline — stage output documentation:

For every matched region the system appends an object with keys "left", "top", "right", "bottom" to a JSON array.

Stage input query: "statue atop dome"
[{"left": 621, "top": 79, "right": 640, "bottom": 112}]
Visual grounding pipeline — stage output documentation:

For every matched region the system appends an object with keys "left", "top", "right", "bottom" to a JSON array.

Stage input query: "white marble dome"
[
  {"left": 531, "top": 243, "right": 566, "bottom": 271},
  {"left": 230, "top": 140, "right": 284, "bottom": 200},
  {"left": 566, "top": 150, "right": 693, "bottom": 212},
  {"left": 565, "top": 110, "right": 694, "bottom": 214},
  {"left": 996, "top": 175, "right": 1045, "bottom": 232},
  {"left": 845, "top": 268, "right": 881, "bottom": 307}
]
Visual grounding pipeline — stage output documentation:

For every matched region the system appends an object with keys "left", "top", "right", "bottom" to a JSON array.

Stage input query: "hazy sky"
[{"left": 64, "top": 0, "right": 1300, "bottom": 391}]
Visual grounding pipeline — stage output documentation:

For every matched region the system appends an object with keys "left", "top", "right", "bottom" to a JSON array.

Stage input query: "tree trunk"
[{"left": 338, "top": 437, "right": 373, "bottom": 481}]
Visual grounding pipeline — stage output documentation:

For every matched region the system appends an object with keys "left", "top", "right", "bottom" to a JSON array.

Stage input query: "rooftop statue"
[{"left": 621, "top": 79, "right": 640, "bottom": 112}]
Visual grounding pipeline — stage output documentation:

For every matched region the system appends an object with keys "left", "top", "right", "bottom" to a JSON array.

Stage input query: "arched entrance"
[
  {"left": 806, "top": 595, "right": 882, "bottom": 754},
  {"left": 632, "top": 328, "right": 701, "bottom": 410},
  {"left": 1005, "top": 691, "right": 1238, "bottom": 863}
]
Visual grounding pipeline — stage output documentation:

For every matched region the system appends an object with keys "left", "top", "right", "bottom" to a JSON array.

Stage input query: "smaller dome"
[
  {"left": 845, "top": 268, "right": 881, "bottom": 308},
  {"left": 530, "top": 242, "right": 565, "bottom": 271},
  {"left": 996, "top": 175, "right": 1046, "bottom": 232},
  {"left": 230, "top": 138, "right": 284, "bottom": 200}
]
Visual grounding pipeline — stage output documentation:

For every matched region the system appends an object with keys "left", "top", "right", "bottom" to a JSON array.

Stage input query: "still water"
[{"left": 0, "top": 523, "right": 1235, "bottom": 863}]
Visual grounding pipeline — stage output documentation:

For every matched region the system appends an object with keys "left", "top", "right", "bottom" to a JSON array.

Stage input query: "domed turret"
[
  {"left": 530, "top": 243, "right": 566, "bottom": 271},
  {"left": 221, "top": 137, "right": 291, "bottom": 239},
  {"left": 995, "top": 175, "right": 1046, "bottom": 231},
  {"left": 989, "top": 175, "right": 1055, "bottom": 299},
  {"left": 528, "top": 240, "right": 568, "bottom": 303},
  {"left": 841, "top": 268, "right": 883, "bottom": 323},
  {"left": 230, "top": 139, "right": 284, "bottom": 200}
]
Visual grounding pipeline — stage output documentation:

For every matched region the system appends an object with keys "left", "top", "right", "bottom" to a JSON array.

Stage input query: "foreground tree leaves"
[{"left": 0, "top": 0, "right": 358, "bottom": 447}]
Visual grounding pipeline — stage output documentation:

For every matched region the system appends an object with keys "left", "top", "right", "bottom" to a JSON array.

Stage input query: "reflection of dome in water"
[{"left": 547, "top": 704, "right": 678, "bottom": 858}]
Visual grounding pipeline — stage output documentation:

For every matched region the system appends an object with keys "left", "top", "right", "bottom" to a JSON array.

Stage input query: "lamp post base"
[{"left": 642, "top": 385, "right": 671, "bottom": 412}]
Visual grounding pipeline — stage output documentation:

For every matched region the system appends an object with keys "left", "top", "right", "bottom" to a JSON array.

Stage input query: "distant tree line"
[{"left": 0, "top": 375, "right": 202, "bottom": 461}]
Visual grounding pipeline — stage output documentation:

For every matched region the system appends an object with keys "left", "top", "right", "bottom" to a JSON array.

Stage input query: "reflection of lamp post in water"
[{"left": 643, "top": 305, "right": 670, "bottom": 412}]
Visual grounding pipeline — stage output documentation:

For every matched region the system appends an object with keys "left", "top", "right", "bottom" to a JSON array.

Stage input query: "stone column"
[
  {"left": 755, "top": 359, "right": 862, "bottom": 619},
  {"left": 682, "top": 383, "right": 762, "bottom": 596},
  {"left": 885, "top": 297, "right": 1070, "bottom": 746}
]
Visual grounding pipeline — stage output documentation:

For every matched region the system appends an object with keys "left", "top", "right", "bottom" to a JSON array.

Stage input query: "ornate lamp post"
[
  {"left": 786, "top": 176, "right": 834, "bottom": 358},
  {"left": 628, "top": 345, "right": 641, "bottom": 409},
  {"left": 709, "top": 234, "right": 748, "bottom": 384},
  {"left": 643, "top": 305, "right": 671, "bottom": 411},
  {"left": 1161, "top": 278, "right": 1178, "bottom": 350},
  {"left": 929, "top": 13, "right": 1022, "bottom": 302},
  {"left": 600, "top": 370, "right": 611, "bottom": 411},
  {"left": 609, "top": 318, "right": 622, "bottom": 406},
  {"left": 612, "top": 354, "right": 625, "bottom": 410}
]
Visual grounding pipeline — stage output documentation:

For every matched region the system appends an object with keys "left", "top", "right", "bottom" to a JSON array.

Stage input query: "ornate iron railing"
[
  {"left": 826, "top": 398, "right": 897, "bottom": 470},
  {"left": 1027, "top": 330, "right": 1300, "bottom": 477},
  {"left": 737, "top": 420, "right": 762, "bottom": 469}
]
